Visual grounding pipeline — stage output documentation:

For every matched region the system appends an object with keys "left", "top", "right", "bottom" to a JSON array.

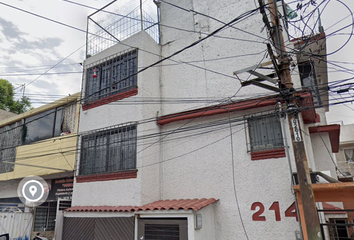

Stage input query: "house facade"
[
  {"left": 0, "top": 94, "right": 80, "bottom": 239},
  {"left": 62, "top": 0, "right": 348, "bottom": 239}
]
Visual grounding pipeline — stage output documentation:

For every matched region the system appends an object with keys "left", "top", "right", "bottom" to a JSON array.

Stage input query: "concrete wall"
[
  {"left": 73, "top": 31, "right": 161, "bottom": 206},
  {"left": 158, "top": 109, "right": 300, "bottom": 239},
  {"left": 159, "top": 0, "right": 297, "bottom": 115}
]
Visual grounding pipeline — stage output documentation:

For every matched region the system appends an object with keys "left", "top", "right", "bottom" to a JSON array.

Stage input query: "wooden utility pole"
[{"left": 259, "top": 0, "right": 323, "bottom": 239}]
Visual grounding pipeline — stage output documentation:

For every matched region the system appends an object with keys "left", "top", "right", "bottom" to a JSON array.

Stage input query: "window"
[
  {"left": 79, "top": 124, "right": 137, "bottom": 176},
  {"left": 298, "top": 62, "right": 321, "bottom": 107},
  {"left": 138, "top": 219, "right": 188, "bottom": 240},
  {"left": 248, "top": 114, "right": 283, "bottom": 152},
  {"left": 344, "top": 148, "right": 354, "bottom": 163},
  {"left": 23, "top": 107, "right": 63, "bottom": 144},
  {"left": 328, "top": 219, "right": 350, "bottom": 240},
  {"left": 85, "top": 49, "right": 138, "bottom": 104},
  {"left": 34, "top": 202, "right": 57, "bottom": 231},
  {"left": 0, "top": 121, "right": 22, "bottom": 173}
]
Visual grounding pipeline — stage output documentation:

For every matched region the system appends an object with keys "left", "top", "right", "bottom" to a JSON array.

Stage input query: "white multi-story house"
[{"left": 62, "top": 0, "right": 353, "bottom": 239}]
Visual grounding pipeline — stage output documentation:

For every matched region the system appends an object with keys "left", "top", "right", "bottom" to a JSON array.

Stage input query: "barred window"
[
  {"left": 85, "top": 49, "right": 138, "bottom": 104},
  {"left": 248, "top": 114, "right": 283, "bottom": 152},
  {"left": 79, "top": 124, "right": 137, "bottom": 176},
  {"left": 33, "top": 202, "right": 57, "bottom": 231}
]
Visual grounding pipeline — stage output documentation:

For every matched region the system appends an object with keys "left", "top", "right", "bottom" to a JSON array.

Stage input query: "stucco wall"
[
  {"left": 74, "top": 31, "right": 162, "bottom": 206},
  {"left": 159, "top": 0, "right": 303, "bottom": 115},
  {"left": 159, "top": 109, "right": 300, "bottom": 239}
]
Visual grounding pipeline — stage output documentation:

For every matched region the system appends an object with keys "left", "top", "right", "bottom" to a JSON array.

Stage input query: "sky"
[
  {"left": 0, "top": 0, "right": 353, "bottom": 124},
  {"left": 0, "top": 0, "right": 112, "bottom": 105}
]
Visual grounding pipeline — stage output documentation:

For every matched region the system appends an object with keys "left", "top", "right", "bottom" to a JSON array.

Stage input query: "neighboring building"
[
  {"left": 0, "top": 93, "right": 80, "bottom": 240},
  {"left": 62, "top": 1, "right": 353, "bottom": 240},
  {"left": 335, "top": 124, "right": 354, "bottom": 178},
  {"left": 0, "top": 109, "right": 17, "bottom": 121},
  {"left": 292, "top": 30, "right": 329, "bottom": 111},
  {"left": 332, "top": 124, "right": 354, "bottom": 239}
]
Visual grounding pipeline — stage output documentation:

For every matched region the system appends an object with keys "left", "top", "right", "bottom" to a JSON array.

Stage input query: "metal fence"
[
  {"left": 62, "top": 217, "right": 134, "bottom": 240},
  {"left": 0, "top": 212, "right": 33, "bottom": 240},
  {"left": 86, "top": 0, "right": 159, "bottom": 57}
]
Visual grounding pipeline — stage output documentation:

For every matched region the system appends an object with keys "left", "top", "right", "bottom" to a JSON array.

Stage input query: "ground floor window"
[
  {"left": 327, "top": 219, "right": 350, "bottom": 240},
  {"left": 34, "top": 202, "right": 57, "bottom": 231},
  {"left": 138, "top": 218, "right": 188, "bottom": 240}
]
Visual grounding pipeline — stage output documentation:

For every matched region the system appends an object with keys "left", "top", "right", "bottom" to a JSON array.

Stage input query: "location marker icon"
[
  {"left": 21, "top": 179, "right": 44, "bottom": 203},
  {"left": 30, "top": 186, "right": 37, "bottom": 197}
]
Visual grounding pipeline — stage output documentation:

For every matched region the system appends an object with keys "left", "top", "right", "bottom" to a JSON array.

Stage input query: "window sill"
[
  {"left": 76, "top": 170, "right": 138, "bottom": 183},
  {"left": 83, "top": 88, "right": 138, "bottom": 111},
  {"left": 250, "top": 148, "right": 286, "bottom": 161}
]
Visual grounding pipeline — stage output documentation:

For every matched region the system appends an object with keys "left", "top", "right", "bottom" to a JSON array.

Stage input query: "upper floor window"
[
  {"left": 79, "top": 123, "right": 137, "bottom": 176},
  {"left": 0, "top": 103, "right": 76, "bottom": 173},
  {"left": 344, "top": 148, "right": 354, "bottom": 163},
  {"left": 0, "top": 121, "right": 22, "bottom": 173},
  {"left": 298, "top": 62, "right": 321, "bottom": 107},
  {"left": 85, "top": 49, "right": 138, "bottom": 104},
  {"left": 247, "top": 114, "right": 284, "bottom": 152},
  {"left": 23, "top": 108, "right": 63, "bottom": 144}
]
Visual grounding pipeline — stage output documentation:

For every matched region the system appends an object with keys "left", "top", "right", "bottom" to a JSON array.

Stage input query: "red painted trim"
[
  {"left": 82, "top": 88, "right": 138, "bottom": 111},
  {"left": 291, "top": 31, "right": 326, "bottom": 45},
  {"left": 308, "top": 124, "right": 340, "bottom": 153},
  {"left": 299, "top": 92, "right": 317, "bottom": 124},
  {"left": 157, "top": 92, "right": 316, "bottom": 126},
  {"left": 157, "top": 97, "right": 279, "bottom": 125},
  {"left": 322, "top": 202, "right": 346, "bottom": 215},
  {"left": 251, "top": 148, "right": 286, "bottom": 161},
  {"left": 76, "top": 170, "right": 138, "bottom": 183}
]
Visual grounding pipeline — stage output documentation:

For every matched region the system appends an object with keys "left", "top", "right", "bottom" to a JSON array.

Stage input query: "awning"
[{"left": 66, "top": 198, "right": 218, "bottom": 212}]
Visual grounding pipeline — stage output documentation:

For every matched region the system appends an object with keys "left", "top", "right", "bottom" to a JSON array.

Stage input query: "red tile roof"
[
  {"left": 66, "top": 198, "right": 218, "bottom": 212},
  {"left": 66, "top": 205, "right": 137, "bottom": 212},
  {"left": 137, "top": 198, "right": 218, "bottom": 211}
]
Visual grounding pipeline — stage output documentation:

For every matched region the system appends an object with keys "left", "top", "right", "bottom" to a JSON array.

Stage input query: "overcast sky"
[
  {"left": 0, "top": 0, "right": 112, "bottom": 105},
  {"left": 0, "top": 0, "right": 353, "bottom": 124}
]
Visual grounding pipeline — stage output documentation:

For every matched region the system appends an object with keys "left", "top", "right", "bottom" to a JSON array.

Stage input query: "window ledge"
[
  {"left": 250, "top": 148, "right": 286, "bottom": 161},
  {"left": 76, "top": 170, "right": 138, "bottom": 183},
  {"left": 83, "top": 88, "right": 138, "bottom": 111}
]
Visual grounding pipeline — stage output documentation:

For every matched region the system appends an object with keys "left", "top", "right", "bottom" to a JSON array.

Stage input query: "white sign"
[{"left": 291, "top": 117, "right": 302, "bottom": 142}]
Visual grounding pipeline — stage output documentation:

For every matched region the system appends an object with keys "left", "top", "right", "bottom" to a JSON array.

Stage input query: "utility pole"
[{"left": 259, "top": 0, "right": 323, "bottom": 239}]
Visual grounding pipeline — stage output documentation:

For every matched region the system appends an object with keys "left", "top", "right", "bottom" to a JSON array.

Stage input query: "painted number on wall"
[{"left": 251, "top": 202, "right": 298, "bottom": 221}]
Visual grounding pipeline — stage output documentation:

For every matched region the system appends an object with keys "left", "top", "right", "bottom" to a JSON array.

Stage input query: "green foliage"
[{"left": 0, "top": 79, "right": 32, "bottom": 114}]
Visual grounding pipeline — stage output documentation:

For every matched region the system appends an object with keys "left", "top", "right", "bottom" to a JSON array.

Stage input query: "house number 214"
[{"left": 251, "top": 201, "right": 298, "bottom": 221}]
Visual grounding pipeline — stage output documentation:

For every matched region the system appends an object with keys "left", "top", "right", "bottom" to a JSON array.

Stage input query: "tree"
[{"left": 0, "top": 79, "right": 32, "bottom": 114}]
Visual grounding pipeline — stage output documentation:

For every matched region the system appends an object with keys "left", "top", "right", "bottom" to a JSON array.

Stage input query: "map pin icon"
[{"left": 29, "top": 185, "right": 37, "bottom": 197}]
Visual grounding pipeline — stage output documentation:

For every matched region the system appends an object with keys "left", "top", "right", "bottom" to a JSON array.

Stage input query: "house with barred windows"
[{"left": 61, "top": 0, "right": 354, "bottom": 239}]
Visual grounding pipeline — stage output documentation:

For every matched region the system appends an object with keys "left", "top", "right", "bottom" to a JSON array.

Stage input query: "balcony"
[{"left": 86, "top": 0, "right": 159, "bottom": 57}]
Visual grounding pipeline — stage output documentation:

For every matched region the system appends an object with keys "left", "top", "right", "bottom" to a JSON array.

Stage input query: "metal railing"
[{"left": 86, "top": 0, "right": 159, "bottom": 57}]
